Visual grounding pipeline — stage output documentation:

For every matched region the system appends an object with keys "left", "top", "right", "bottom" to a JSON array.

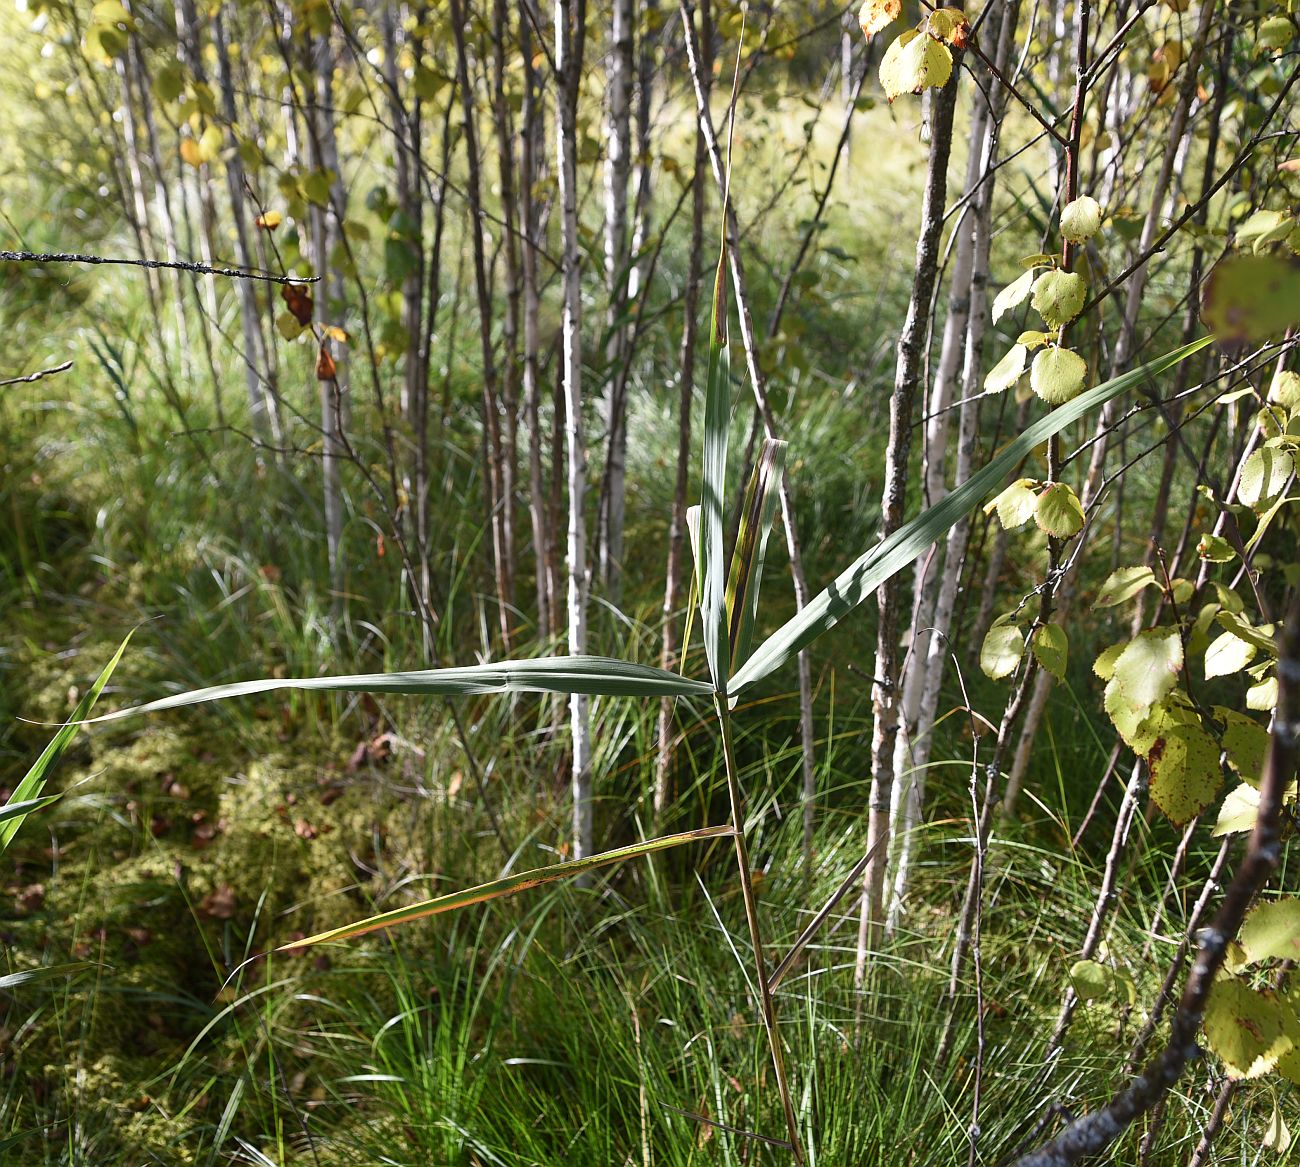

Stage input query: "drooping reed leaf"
[
  {"left": 274, "top": 825, "right": 733, "bottom": 950},
  {"left": 2, "top": 633, "right": 132, "bottom": 850},
  {"left": 729, "top": 337, "right": 1214, "bottom": 694},
  {"left": 726, "top": 438, "right": 787, "bottom": 671},
  {"left": 87, "top": 655, "right": 713, "bottom": 724}
]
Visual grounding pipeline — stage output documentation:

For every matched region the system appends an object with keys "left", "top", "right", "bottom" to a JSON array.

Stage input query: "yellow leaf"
[
  {"left": 857, "top": 0, "right": 901, "bottom": 39},
  {"left": 179, "top": 138, "right": 203, "bottom": 169}
]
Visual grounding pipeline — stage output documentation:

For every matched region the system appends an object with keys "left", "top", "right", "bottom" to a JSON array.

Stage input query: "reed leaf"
[
  {"left": 275, "top": 825, "right": 734, "bottom": 950},
  {"left": 730, "top": 337, "right": 1214, "bottom": 693},
  {"left": 700, "top": 254, "right": 732, "bottom": 691},
  {"left": 726, "top": 438, "right": 787, "bottom": 671}
]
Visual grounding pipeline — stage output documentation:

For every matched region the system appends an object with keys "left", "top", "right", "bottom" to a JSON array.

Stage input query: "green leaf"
[
  {"left": 0, "top": 962, "right": 103, "bottom": 992},
  {"left": 3, "top": 635, "right": 132, "bottom": 851},
  {"left": 1060, "top": 196, "right": 1103, "bottom": 244},
  {"left": 1201, "top": 255, "right": 1300, "bottom": 343},
  {"left": 1203, "top": 977, "right": 1294, "bottom": 1079},
  {"left": 1095, "top": 565, "right": 1157, "bottom": 608},
  {"left": 991, "top": 270, "right": 1034, "bottom": 323},
  {"left": 1032, "top": 623, "right": 1069, "bottom": 680},
  {"left": 90, "top": 657, "right": 714, "bottom": 725},
  {"left": 1257, "top": 16, "right": 1296, "bottom": 52},
  {"left": 1197, "top": 533, "right": 1235, "bottom": 562},
  {"left": 1068, "top": 958, "right": 1134, "bottom": 1004},
  {"left": 1213, "top": 782, "right": 1260, "bottom": 836},
  {"left": 1094, "top": 641, "right": 1125, "bottom": 680},
  {"left": 980, "top": 618, "right": 1024, "bottom": 680},
  {"left": 726, "top": 439, "right": 787, "bottom": 671},
  {"left": 700, "top": 254, "right": 732, "bottom": 691},
  {"left": 1216, "top": 707, "right": 1270, "bottom": 782},
  {"left": 728, "top": 338, "right": 1213, "bottom": 694},
  {"left": 1147, "top": 714, "right": 1222, "bottom": 823},
  {"left": 1030, "top": 346, "right": 1089, "bottom": 404},
  {"left": 1271, "top": 370, "right": 1300, "bottom": 411},
  {"left": 1248, "top": 674, "right": 1279, "bottom": 711},
  {"left": 984, "top": 343, "right": 1028, "bottom": 393},
  {"left": 1030, "top": 270, "right": 1087, "bottom": 328},
  {"left": 1034, "top": 482, "right": 1085, "bottom": 538},
  {"left": 1237, "top": 446, "right": 1294, "bottom": 510},
  {"left": 879, "top": 29, "right": 952, "bottom": 101},
  {"left": 274, "top": 825, "right": 733, "bottom": 951},
  {"left": 1204, "top": 628, "right": 1256, "bottom": 679},
  {"left": 1217, "top": 611, "right": 1279, "bottom": 657},
  {"left": 1105, "top": 628, "right": 1183, "bottom": 715},
  {"left": 988, "top": 478, "right": 1037, "bottom": 528},
  {"left": 1240, "top": 899, "right": 1300, "bottom": 965}
]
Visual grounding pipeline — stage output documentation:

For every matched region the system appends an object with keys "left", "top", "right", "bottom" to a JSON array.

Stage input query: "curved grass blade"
[
  {"left": 86, "top": 655, "right": 714, "bottom": 724},
  {"left": 730, "top": 337, "right": 1215, "bottom": 693},
  {"left": 3, "top": 633, "right": 132, "bottom": 850},
  {"left": 275, "top": 825, "right": 733, "bottom": 951},
  {"left": 0, "top": 961, "right": 103, "bottom": 991}
]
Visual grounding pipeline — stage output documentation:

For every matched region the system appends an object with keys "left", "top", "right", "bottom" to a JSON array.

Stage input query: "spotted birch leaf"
[
  {"left": 1034, "top": 482, "right": 1085, "bottom": 538},
  {"left": 991, "top": 270, "right": 1034, "bottom": 323},
  {"left": 1094, "top": 641, "right": 1124, "bottom": 680},
  {"left": 1030, "top": 270, "right": 1087, "bottom": 328},
  {"left": 857, "top": 0, "right": 901, "bottom": 39},
  {"left": 1031, "top": 346, "right": 1088, "bottom": 404},
  {"left": 1240, "top": 900, "right": 1300, "bottom": 966},
  {"left": 1147, "top": 715, "right": 1222, "bottom": 823},
  {"left": 1216, "top": 707, "right": 1269, "bottom": 782},
  {"left": 879, "top": 29, "right": 952, "bottom": 101},
  {"left": 981, "top": 618, "right": 1023, "bottom": 680},
  {"left": 1203, "top": 978, "right": 1294, "bottom": 1079},
  {"left": 1094, "top": 565, "right": 1157, "bottom": 608},
  {"left": 984, "top": 343, "right": 1028, "bottom": 392},
  {"left": 1060, "top": 196, "right": 1103, "bottom": 243}
]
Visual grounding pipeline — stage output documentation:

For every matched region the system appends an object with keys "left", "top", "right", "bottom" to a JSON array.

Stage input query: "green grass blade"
[
  {"left": 88, "top": 655, "right": 714, "bottom": 724},
  {"left": 701, "top": 256, "right": 732, "bottom": 691},
  {"left": 275, "top": 825, "right": 734, "bottom": 951},
  {"left": 731, "top": 337, "right": 1215, "bottom": 693},
  {"left": 679, "top": 503, "right": 702, "bottom": 676},
  {"left": 2, "top": 633, "right": 132, "bottom": 850},
  {"left": 727, "top": 438, "right": 787, "bottom": 670},
  {"left": 0, "top": 962, "right": 102, "bottom": 991}
]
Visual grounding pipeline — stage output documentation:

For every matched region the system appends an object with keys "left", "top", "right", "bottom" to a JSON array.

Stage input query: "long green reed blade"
[
  {"left": 701, "top": 255, "right": 732, "bottom": 691},
  {"left": 727, "top": 439, "right": 787, "bottom": 670},
  {"left": 2, "top": 633, "right": 132, "bottom": 850},
  {"left": 730, "top": 337, "right": 1215, "bottom": 694},
  {"left": 679, "top": 504, "right": 702, "bottom": 676},
  {"left": 87, "top": 656, "right": 714, "bottom": 724},
  {"left": 275, "top": 825, "right": 733, "bottom": 950}
]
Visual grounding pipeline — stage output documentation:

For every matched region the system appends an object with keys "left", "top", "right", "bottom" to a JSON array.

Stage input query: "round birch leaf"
[
  {"left": 1108, "top": 628, "right": 1183, "bottom": 713},
  {"left": 879, "top": 30, "right": 952, "bottom": 101},
  {"left": 991, "top": 270, "right": 1035, "bottom": 323},
  {"left": 1201, "top": 255, "right": 1300, "bottom": 344},
  {"left": 1030, "top": 270, "right": 1087, "bottom": 328},
  {"left": 1095, "top": 565, "right": 1156, "bottom": 608},
  {"left": 985, "top": 343, "right": 1028, "bottom": 393},
  {"left": 1060, "top": 196, "right": 1103, "bottom": 243},
  {"left": 1147, "top": 716, "right": 1222, "bottom": 823},
  {"left": 1240, "top": 899, "right": 1300, "bottom": 965},
  {"left": 1034, "top": 482, "right": 1085, "bottom": 538},
  {"left": 1031, "top": 346, "right": 1088, "bottom": 404},
  {"left": 981, "top": 619, "right": 1024, "bottom": 680},
  {"left": 1032, "top": 623, "right": 1068, "bottom": 679},
  {"left": 1068, "top": 958, "right": 1135, "bottom": 1004},
  {"left": 1213, "top": 782, "right": 1260, "bottom": 836},
  {"left": 1204, "top": 628, "right": 1257, "bottom": 679},
  {"left": 1198, "top": 533, "right": 1235, "bottom": 562},
  {"left": 1203, "top": 978, "right": 1293, "bottom": 1080},
  {"left": 1270, "top": 370, "right": 1300, "bottom": 411},
  {"left": 991, "top": 478, "right": 1038, "bottom": 528},
  {"left": 1237, "top": 446, "right": 1294, "bottom": 509}
]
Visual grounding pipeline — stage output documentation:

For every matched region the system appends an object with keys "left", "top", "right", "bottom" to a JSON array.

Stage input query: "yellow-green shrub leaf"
[
  {"left": 1213, "top": 782, "right": 1260, "bottom": 836},
  {"left": 1203, "top": 977, "right": 1293, "bottom": 1079},
  {"left": 1148, "top": 716, "right": 1222, "bottom": 824},
  {"left": 1060, "top": 196, "right": 1103, "bottom": 243},
  {"left": 1030, "top": 269, "right": 1087, "bottom": 328},
  {"left": 1032, "top": 623, "right": 1068, "bottom": 679},
  {"left": 1031, "top": 346, "right": 1089, "bottom": 404},
  {"left": 1204, "top": 628, "right": 1257, "bottom": 679},
  {"left": 1034, "top": 482, "right": 1085, "bottom": 538},
  {"left": 1240, "top": 899, "right": 1300, "bottom": 965},
  {"left": 981, "top": 618, "right": 1023, "bottom": 680},
  {"left": 1238, "top": 446, "right": 1293, "bottom": 510},
  {"left": 879, "top": 29, "right": 952, "bottom": 101},
  {"left": 991, "top": 269, "right": 1034, "bottom": 323},
  {"left": 1107, "top": 628, "right": 1183, "bottom": 714},
  {"left": 989, "top": 478, "right": 1037, "bottom": 528},
  {"left": 985, "top": 343, "right": 1028, "bottom": 393},
  {"left": 1095, "top": 565, "right": 1156, "bottom": 608}
]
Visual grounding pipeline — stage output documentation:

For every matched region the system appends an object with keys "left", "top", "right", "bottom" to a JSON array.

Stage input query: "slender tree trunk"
[
  {"left": 556, "top": 0, "right": 593, "bottom": 863},
  {"left": 855, "top": 70, "right": 962, "bottom": 972}
]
